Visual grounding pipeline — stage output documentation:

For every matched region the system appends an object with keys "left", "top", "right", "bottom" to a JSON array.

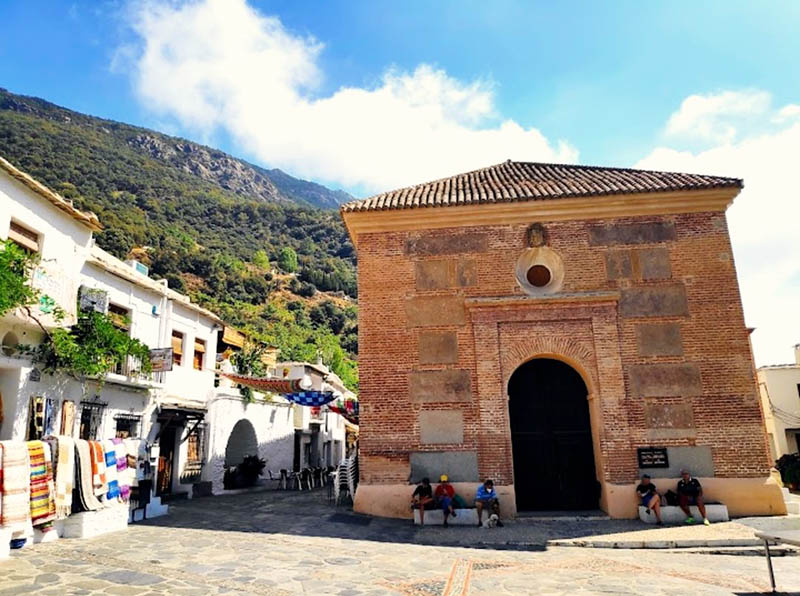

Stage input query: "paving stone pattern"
[{"left": 2, "top": 489, "right": 800, "bottom": 595}]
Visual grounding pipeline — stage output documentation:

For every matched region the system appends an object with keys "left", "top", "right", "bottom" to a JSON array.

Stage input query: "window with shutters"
[
  {"left": 193, "top": 338, "right": 206, "bottom": 371},
  {"left": 171, "top": 330, "right": 184, "bottom": 366},
  {"left": 7, "top": 221, "right": 40, "bottom": 253}
]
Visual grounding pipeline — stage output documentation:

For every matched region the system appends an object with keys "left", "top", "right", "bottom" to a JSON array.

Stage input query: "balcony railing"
[{"left": 110, "top": 355, "right": 165, "bottom": 385}]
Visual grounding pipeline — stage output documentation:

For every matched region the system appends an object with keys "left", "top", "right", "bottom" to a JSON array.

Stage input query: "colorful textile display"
[
  {"left": 27, "top": 395, "right": 45, "bottom": 440},
  {"left": 219, "top": 373, "right": 304, "bottom": 394},
  {"left": 60, "top": 400, "right": 76, "bottom": 437},
  {"left": 123, "top": 439, "right": 141, "bottom": 488},
  {"left": 104, "top": 439, "right": 120, "bottom": 500},
  {"left": 88, "top": 440, "right": 107, "bottom": 497},
  {"left": 26, "top": 440, "right": 56, "bottom": 526},
  {"left": 0, "top": 440, "right": 34, "bottom": 539},
  {"left": 113, "top": 438, "right": 131, "bottom": 501},
  {"left": 52, "top": 436, "right": 74, "bottom": 518},
  {"left": 73, "top": 439, "right": 102, "bottom": 512}
]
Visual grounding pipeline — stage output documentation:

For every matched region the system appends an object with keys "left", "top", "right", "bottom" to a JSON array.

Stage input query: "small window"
[
  {"left": 193, "top": 338, "right": 206, "bottom": 371},
  {"left": 108, "top": 303, "right": 131, "bottom": 333},
  {"left": 526, "top": 264, "right": 552, "bottom": 287},
  {"left": 171, "top": 330, "right": 184, "bottom": 366},
  {"left": 79, "top": 401, "right": 107, "bottom": 440},
  {"left": 115, "top": 414, "right": 141, "bottom": 439},
  {"left": 8, "top": 221, "right": 40, "bottom": 253}
]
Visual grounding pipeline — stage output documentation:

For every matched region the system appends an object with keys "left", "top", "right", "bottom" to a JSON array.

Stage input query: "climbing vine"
[
  {"left": 21, "top": 309, "right": 152, "bottom": 381},
  {"left": 230, "top": 341, "right": 269, "bottom": 403},
  {"left": 0, "top": 239, "right": 43, "bottom": 317}
]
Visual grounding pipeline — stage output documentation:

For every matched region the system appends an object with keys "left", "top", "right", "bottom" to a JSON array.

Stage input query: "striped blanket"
[
  {"left": 0, "top": 441, "right": 34, "bottom": 539},
  {"left": 113, "top": 438, "right": 131, "bottom": 501},
  {"left": 104, "top": 439, "right": 120, "bottom": 500},
  {"left": 27, "top": 440, "right": 56, "bottom": 526},
  {"left": 88, "top": 440, "right": 107, "bottom": 497},
  {"left": 74, "top": 439, "right": 102, "bottom": 512},
  {"left": 50, "top": 436, "right": 75, "bottom": 518}
]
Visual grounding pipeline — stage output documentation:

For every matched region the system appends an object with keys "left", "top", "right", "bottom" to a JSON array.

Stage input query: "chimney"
[{"left": 795, "top": 344, "right": 800, "bottom": 366}]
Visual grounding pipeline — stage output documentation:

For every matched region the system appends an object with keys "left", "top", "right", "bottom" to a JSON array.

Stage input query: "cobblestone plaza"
[{"left": 2, "top": 489, "right": 799, "bottom": 595}]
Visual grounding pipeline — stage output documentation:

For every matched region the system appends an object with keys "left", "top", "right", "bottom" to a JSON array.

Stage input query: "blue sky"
[{"left": 0, "top": 0, "right": 799, "bottom": 364}]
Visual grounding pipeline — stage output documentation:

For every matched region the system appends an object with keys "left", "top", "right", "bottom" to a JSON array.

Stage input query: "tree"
[
  {"left": 277, "top": 246, "right": 298, "bottom": 273},
  {"left": 0, "top": 240, "right": 39, "bottom": 317},
  {"left": 252, "top": 249, "right": 270, "bottom": 269}
]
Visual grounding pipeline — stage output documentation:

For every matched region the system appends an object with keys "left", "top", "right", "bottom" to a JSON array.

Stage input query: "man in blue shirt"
[{"left": 475, "top": 479, "right": 503, "bottom": 527}]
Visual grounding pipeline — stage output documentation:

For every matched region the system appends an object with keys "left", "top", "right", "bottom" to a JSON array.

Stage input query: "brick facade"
[{"left": 350, "top": 206, "right": 775, "bottom": 516}]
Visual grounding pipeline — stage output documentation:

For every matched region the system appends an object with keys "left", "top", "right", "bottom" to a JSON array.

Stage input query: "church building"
[{"left": 340, "top": 161, "right": 785, "bottom": 519}]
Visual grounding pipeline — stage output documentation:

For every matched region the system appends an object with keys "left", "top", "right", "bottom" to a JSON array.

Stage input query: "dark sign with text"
[{"left": 637, "top": 447, "right": 669, "bottom": 468}]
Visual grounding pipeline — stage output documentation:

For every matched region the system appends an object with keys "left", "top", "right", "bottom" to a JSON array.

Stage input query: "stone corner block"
[
  {"left": 418, "top": 330, "right": 458, "bottom": 364},
  {"left": 405, "top": 296, "right": 466, "bottom": 327},
  {"left": 629, "top": 363, "right": 702, "bottom": 397},
  {"left": 419, "top": 409, "right": 464, "bottom": 445},
  {"left": 409, "top": 369, "right": 472, "bottom": 402}
]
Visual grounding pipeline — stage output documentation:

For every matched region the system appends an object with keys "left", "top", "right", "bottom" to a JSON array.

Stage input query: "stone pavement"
[{"left": 2, "top": 488, "right": 800, "bottom": 595}]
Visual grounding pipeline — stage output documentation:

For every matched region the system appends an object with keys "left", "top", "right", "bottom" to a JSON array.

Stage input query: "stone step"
[
  {"left": 639, "top": 504, "right": 729, "bottom": 524},
  {"left": 413, "top": 508, "right": 481, "bottom": 526},
  {"left": 786, "top": 501, "right": 800, "bottom": 515}
]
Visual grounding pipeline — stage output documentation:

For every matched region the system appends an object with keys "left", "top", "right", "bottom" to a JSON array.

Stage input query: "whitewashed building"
[{"left": 758, "top": 344, "right": 800, "bottom": 461}]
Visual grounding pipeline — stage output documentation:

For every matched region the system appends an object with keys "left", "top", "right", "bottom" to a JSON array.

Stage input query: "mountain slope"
[
  {"left": 0, "top": 87, "right": 359, "bottom": 388},
  {"left": 0, "top": 88, "right": 353, "bottom": 209}
]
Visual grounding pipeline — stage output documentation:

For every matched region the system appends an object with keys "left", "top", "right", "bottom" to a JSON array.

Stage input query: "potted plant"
[
  {"left": 238, "top": 455, "right": 267, "bottom": 488},
  {"left": 776, "top": 453, "right": 800, "bottom": 490}
]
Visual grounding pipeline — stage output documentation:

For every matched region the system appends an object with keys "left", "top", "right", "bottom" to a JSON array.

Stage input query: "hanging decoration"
[
  {"left": 219, "top": 373, "right": 303, "bottom": 394},
  {"left": 326, "top": 397, "right": 359, "bottom": 426},
  {"left": 219, "top": 372, "right": 337, "bottom": 406}
]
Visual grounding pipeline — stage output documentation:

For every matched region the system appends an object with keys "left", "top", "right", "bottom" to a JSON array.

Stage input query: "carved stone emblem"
[{"left": 526, "top": 223, "right": 548, "bottom": 247}]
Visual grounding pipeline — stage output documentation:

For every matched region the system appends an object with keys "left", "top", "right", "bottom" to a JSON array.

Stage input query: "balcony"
[{"left": 107, "top": 355, "right": 165, "bottom": 389}]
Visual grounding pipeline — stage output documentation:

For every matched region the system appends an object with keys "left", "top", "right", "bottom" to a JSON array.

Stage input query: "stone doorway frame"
[{"left": 467, "top": 292, "right": 633, "bottom": 517}]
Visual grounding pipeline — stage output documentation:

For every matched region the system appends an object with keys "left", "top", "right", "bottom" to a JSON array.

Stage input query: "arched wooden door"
[{"left": 508, "top": 358, "right": 599, "bottom": 511}]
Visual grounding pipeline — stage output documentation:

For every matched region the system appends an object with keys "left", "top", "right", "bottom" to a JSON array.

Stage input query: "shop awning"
[{"left": 219, "top": 373, "right": 306, "bottom": 394}]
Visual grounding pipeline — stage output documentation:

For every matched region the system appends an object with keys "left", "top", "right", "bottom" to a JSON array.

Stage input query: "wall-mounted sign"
[
  {"left": 149, "top": 348, "right": 173, "bottom": 373},
  {"left": 637, "top": 447, "right": 669, "bottom": 468}
]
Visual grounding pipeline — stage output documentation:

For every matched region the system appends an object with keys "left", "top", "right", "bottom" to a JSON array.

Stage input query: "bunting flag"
[
  {"left": 326, "top": 397, "right": 359, "bottom": 426},
  {"left": 283, "top": 391, "right": 337, "bottom": 407},
  {"left": 219, "top": 373, "right": 304, "bottom": 394}
]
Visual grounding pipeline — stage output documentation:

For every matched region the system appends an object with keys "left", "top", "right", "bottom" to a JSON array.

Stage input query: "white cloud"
[
  {"left": 664, "top": 90, "right": 772, "bottom": 144},
  {"left": 638, "top": 91, "right": 800, "bottom": 366},
  {"left": 123, "top": 0, "right": 576, "bottom": 192}
]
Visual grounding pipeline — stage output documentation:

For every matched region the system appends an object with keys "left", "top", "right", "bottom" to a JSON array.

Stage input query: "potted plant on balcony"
[{"left": 776, "top": 453, "right": 800, "bottom": 491}]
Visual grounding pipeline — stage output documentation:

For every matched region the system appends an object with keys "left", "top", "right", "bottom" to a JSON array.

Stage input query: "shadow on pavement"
[{"left": 135, "top": 487, "right": 703, "bottom": 551}]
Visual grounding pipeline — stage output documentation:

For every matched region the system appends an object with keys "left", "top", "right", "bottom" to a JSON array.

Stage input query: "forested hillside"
[{"left": 0, "top": 88, "right": 359, "bottom": 388}]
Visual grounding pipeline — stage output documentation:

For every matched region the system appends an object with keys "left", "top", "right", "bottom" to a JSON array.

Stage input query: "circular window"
[
  {"left": 526, "top": 265, "right": 551, "bottom": 287},
  {"left": 515, "top": 246, "right": 564, "bottom": 297}
]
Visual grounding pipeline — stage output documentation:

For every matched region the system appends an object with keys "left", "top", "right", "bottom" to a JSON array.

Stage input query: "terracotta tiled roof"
[{"left": 340, "top": 161, "right": 742, "bottom": 213}]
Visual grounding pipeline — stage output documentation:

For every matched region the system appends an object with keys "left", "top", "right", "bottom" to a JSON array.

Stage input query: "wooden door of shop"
[
  {"left": 157, "top": 425, "right": 177, "bottom": 496},
  {"left": 509, "top": 358, "right": 598, "bottom": 511}
]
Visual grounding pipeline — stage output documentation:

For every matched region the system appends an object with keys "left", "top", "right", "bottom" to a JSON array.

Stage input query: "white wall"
[
  {"left": 162, "top": 301, "right": 218, "bottom": 403},
  {"left": 0, "top": 172, "right": 93, "bottom": 329},
  {"left": 758, "top": 365, "right": 800, "bottom": 459},
  {"left": 205, "top": 390, "right": 295, "bottom": 494}
]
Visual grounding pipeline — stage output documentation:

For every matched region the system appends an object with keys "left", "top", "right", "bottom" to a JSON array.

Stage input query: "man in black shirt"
[
  {"left": 411, "top": 477, "right": 435, "bottom": 525},
  {"left": 677, "top": 469, "right": 710, "bottom": 525},
  {"left": 635, "top": 474, "right": 662, "bottom": 525}
]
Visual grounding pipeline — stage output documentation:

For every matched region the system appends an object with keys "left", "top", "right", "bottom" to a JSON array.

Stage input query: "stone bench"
[
  {"left": 60, "top": 503, "right": 130, "bottom": 539},
  {"left": 639, "top": 503, "right": 729, "bottom": 524},
  {"left": 413, "top": 508, "right": 480, "bottom": 526}
]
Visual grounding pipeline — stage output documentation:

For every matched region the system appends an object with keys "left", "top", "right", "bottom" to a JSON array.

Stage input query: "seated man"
[
  {"left": 635, "top": 474, "right": 663, "bottom": 525},
  {"left": 411, "top": 477, "right": 435, "bottom": 524},
  {"left": 434, "top": 474, "right": 457, "bottom": 527},
  {"left": 677, "top": 469, "right": 710, "bottom": 526},
  {"left": 475, "top": 479, "right": 503, "bottom": 527}
]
